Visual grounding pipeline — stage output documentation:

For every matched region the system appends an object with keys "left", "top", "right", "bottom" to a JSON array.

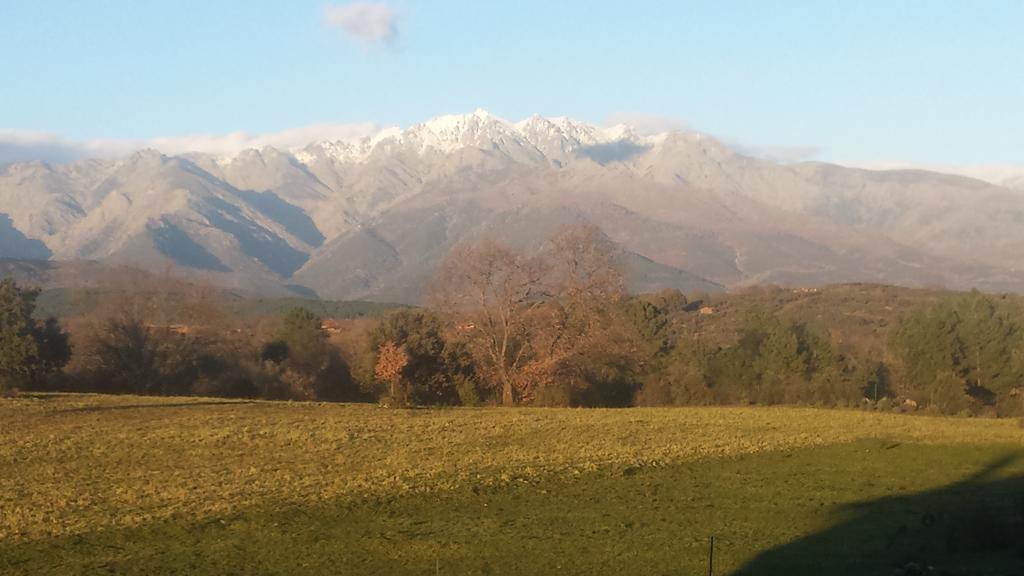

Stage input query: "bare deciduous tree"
[
  {"left": 431, "top": 239, "right": 547, "bottom": 406},
  {"left": 431, "top": 224, "right": 624, "bottom": 406}
]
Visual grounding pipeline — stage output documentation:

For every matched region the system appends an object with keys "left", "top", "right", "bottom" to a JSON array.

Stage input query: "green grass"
[{"left": 2, "top": 395, "right": 1023, "bottom": 575}]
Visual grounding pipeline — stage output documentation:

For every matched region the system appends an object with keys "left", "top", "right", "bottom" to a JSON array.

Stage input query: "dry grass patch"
[{"left": 2, "top": 393, "right": 1022, "bottom": 541}]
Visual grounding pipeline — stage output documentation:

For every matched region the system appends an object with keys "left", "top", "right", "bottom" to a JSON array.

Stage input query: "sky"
[{"left": 1, "top": 0, "right": 1022, "bottom": 171}]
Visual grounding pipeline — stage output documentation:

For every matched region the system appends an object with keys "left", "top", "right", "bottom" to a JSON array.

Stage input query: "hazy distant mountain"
[{"left": 3, "top": 109, "right": 1023, "bottom": 302}]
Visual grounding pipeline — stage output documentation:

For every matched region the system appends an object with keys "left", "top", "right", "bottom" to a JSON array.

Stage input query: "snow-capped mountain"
[
  {"left": 292, "top": 109, "right": 645, "bottom": 167},
  {"left": 3, "top": 110, "right": 1024, "bottom": 302}
]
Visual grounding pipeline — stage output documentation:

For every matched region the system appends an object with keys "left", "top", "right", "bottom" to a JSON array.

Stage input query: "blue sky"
[{"left": 1, "top": 0, "right": 1022, "bottom": 166}]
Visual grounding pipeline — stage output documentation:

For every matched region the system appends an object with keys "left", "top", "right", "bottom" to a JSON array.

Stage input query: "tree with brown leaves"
[{"left": 375, "top": 340, "right": 410, "bottom": 406}]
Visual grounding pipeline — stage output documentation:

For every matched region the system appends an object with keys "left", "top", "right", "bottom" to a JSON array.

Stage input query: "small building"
[{"left": 698, "top": 306, "right": 716, "bottom": 315}]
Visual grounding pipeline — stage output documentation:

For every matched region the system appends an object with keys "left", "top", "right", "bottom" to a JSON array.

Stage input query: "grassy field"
[{"left": 1, "top": 394, "right": 1023, "bottom": 575}]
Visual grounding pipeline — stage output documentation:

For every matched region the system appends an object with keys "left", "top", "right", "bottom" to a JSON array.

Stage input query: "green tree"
[
  {"left": 622, "top": 297, "right": 673, "bottom": 355},
  {"left": 35, "top": 317, "right": 72, "bottom": 378},
  {"left": 930, "top": 370, "right": 975, "bottom": 414},
  {"left": 796, "top": 325, "right": 855, "bottom": 405},
  {"left": 889, "top": 302, "right": 963, "bottom": 401},
  {"left": 861, "top": 362, "right": 893, "bottom": 403},
  {"left": 277, "top": 308, "right": 330, "bottom": 374},
  {"left": 372, "top": 309, "right": 471, "bottom": 405},
  {"left": 0, "top": 279, "right": 69, "bottom": 391},
  {"left": 704, "top": 342, "right": 760, "bottom": 404},
  {"left": 890, "top": 293, "right": 1023, "bottom": 412},
  {"left": 269, "top": 307, "right": 353, "bottom": 400},
  {"left": 665, "top": 343, "right": 714, "bottom": 405},
  {"left": 753, "top": 322, "right": 806, "bottom": 402},
  {"left": 954, "top": 291, "right": 1022, "bottom": 399}
]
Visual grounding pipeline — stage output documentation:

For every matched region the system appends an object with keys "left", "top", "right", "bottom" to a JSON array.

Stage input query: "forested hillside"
[{"left": 3, "top": 230, "right": 1022, "bottom": 416}]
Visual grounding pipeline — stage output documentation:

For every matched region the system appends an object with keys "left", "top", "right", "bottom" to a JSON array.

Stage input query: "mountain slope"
[{"left": 2, "top": 111, "right": 1023, "bottom": 302}]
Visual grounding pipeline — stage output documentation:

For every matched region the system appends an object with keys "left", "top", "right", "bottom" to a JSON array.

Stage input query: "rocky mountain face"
[{"left": 2, "top": 109, "right": 1023, "bottom": 303}]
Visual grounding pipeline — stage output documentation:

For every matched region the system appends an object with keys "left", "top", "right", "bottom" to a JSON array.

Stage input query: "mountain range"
[{"left": 2, "top": 109, "right": 1023, "bottom": 303}]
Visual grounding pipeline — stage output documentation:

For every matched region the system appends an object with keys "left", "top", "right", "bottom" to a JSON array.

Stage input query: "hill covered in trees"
[{"left": 2, "top": 227, "right": 1023, "bottom": 417}]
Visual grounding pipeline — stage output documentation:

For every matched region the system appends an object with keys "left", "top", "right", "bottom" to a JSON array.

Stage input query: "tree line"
[{"left": 2, "top": 225, "right": 1023, "bottom": 416}]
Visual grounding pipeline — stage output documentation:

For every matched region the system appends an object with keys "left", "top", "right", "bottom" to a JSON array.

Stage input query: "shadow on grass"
[
  {"left": 2, "top": 440, "right": 1021, "bottom": 575},
  {"left": 732, "top": 454, "right": 1024, "bottom": 576}
]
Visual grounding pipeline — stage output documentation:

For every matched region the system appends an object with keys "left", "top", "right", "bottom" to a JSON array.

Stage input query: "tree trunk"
[
  {"left": 498, "top": 363, "right": 515, "bottom": 406},
  {"left": 501, "top": 376, "right": 515, "bottom": 407}
]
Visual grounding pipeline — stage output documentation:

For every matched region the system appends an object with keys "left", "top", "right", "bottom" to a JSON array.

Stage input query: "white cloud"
[
  {"left": 149, "top": 123, "right": 381, "bottom": 156},
  {"left": 0, "top": 123, "right": 382, "bottom": 165},
  {"left": 0, "top": 131, "right": 136, "bottom": 165},
  {"left": 324, "top": 2, "right": 399, "bottom": 44},
  {"left": 604, "top": 112, "right": 689, "bottom": 136},
  {"left": 839, "top": 160, "right": 1024, "bottom": 188},
  {"left": 605, "top": 113, "right": 821, "bottom": 163},
  {"left": 733, "top": 143, "right": 821, "bottom": 164}
]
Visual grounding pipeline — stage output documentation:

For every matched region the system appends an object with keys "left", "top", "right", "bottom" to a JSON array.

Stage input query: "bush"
[
  {"left": 634, "top": 377, "right": 672, "bottom": 407},
  {"left": 190, "top": 354, "right": 259, "bottom": 398},
  {"left": 74, "top": 316, "right": 203, "bottom": 395},
  {"left": 265, "top": 307, "right": 357, "bottom": 401},
  {"left": 533, "top": 383, "right": 572, "bottom": 407},
  {"left": 454, "top": 375, "right": 483, "bottom": 407},
  {"left": 993, "top": 392, "right": 1024, "bottom": 418},
  {"left": 929, "top": 372, "right": 977, "bottom": 415},
  {"left": 371, "top": 309, "right": 461, "bottom": 405}
]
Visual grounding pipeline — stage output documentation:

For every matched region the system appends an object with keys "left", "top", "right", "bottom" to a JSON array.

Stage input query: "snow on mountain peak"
[
  {"left": 404, "top": 109, "right": 520, "bottom": 154},
  {"left": 290, "top": 111, "right": 687, "bottom": 167}
]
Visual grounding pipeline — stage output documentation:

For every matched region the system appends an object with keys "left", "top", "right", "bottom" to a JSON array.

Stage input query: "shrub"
[
  {"left": 191, "top": 354, "right": 259, "bottom": 398},
  {"left": 993, "top": 391, "right": 1024, "bottom": 418},
  {"left": 266, "top": 307, "right": 357, "bottom": 401},
  {"left": 929, "top": 371, "right": 978, "bottom": 415},
  {"left": 533, "top": 383, "right": 572, "bottom": 407},
  {"left": 634, "top": 377, "right": 672, "bottom": 407},
  {"left": 454, "top": 374, "right": 483, "bottom": 407}
]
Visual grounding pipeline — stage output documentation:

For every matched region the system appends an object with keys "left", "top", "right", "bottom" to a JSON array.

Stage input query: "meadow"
[{"left": 1, "top": 394, "right": 1023, "bottom": 575}]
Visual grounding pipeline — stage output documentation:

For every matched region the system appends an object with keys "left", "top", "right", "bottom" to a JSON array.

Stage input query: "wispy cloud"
[
  {"left": 838, "top": 160, "right": 1024, "bottom": 188},
  {"left": 0, "top": 123, "right": 382, "bottom": 165},
  {"left": 604, "top": 112, "right": 689, "bottom": 136},
  {"left": 732, "top": 143, "right": 821, "bottom": 164},
  {"left": 149, "top": 123, "right": 382, "bottom": 155},
  {"left": 605, "top": 112, "right": 820, "bottom": 164},
  {"left": 324, "top": 2, "right": 399, "bottom": 44},
  {"left": 0, "top": 131, "right": 134, "bottom": 165}
]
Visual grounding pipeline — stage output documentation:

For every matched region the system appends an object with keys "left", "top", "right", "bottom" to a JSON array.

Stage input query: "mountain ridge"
[{"left": 2, "top": 110, "right": 1023, "bottom": 302}]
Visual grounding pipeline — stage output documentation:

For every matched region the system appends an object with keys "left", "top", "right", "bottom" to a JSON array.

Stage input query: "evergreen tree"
[
  {"left": 0, "top": 279, "right": 69, "bottom": 391},
  {"left": 753, "top": 322, "right": 806, "bottom": 400},
  {"left": 954, "top": 291, "right": 1022, "bottom": 398},
  {"left": 271, "top": 307, "right": 353, "bottom": 400},
  {"left": 277, "top": 307, "right": 330, "bottom": 375},
  {"left": 889, "top": 303, "right": 963, "bottom": 400},
  {"left": 372, "top": 309, "right": 464, "bottom": 405}
]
